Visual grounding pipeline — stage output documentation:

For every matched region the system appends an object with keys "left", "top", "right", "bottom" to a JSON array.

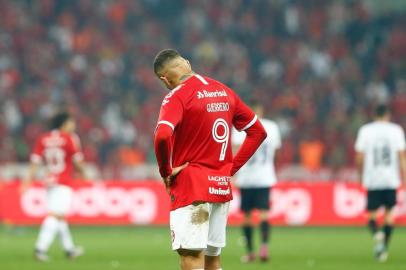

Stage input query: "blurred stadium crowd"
[{"left": 0, "top": 0, "right": 405, "bottom": 179}]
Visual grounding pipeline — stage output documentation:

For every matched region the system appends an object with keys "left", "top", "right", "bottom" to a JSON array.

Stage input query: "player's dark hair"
[
  {"left": 153, "top": 49, "right": 181, "bottom": 75},
  {"left": 50, "top": 112, "right": 71, "bottom": 130},
  {"left": 375, "top": 104, "right": 389, "bottom": 117}
]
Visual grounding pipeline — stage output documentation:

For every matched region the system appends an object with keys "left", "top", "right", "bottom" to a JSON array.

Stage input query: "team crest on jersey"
[
  {"left": 196, "top": 89, "right": 227, "bottom": 99},
  {"left": 162, "top": 85, "right": 183, "bottom": 106}
]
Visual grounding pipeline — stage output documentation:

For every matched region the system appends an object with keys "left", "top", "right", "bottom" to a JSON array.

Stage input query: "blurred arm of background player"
[
  {"left": 399, "top": 150, "right": 406, "bottom": 186},
  {"left": 231, "top": 144, "right": 240, "bottom": 184},
  {"left": 74, "top": 157, "right": 88, "bottom": 180},
  {"left": 20, "top": 161, "right": 40, "bottom": 193},
  {"left": 355, "top": 152, "right": 364, "bottom": 184}
]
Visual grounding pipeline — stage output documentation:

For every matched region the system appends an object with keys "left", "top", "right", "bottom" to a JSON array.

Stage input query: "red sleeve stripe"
[
  {"left": 239, "top": 115, "right": 258, "bottom": 131},
  {"left": 157, "top": 120, "right": 175, "bottom": 130}
]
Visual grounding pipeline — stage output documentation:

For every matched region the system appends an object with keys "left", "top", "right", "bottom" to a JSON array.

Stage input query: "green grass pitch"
[{"left": 1, "top": 226, "right": 405, "bottom": 270}]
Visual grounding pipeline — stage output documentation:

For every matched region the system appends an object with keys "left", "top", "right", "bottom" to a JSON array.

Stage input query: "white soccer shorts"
[
  {"left": 47, "top": 185, "right": 73, "bottom": 216},
  {"left": 170, "top": 202, "right": 230, "bottom": 251}
]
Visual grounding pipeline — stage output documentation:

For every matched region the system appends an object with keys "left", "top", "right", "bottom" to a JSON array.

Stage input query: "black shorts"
[
  {"left": 240, "top": 187, "right": 271, "bottom": 213},
  {"left": 367, "top": 189, "right": 397, "bottom": 211}
]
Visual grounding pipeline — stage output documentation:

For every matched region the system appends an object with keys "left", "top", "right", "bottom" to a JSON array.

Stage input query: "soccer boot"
[
  {"left": 259, "top": 244, "right": 269, "bottom": 262},
  {"left": 373, "top": 231, "right": 386, "bottom": 261},
  {"left": 34, "top": 249, "right": 50, "bottom": 262},
  {"left": 377, "top": 250, "right": 388, "bottom": 263},
  {"left": 240, "top": 252, "right": 256, "bottom": 263},
  {"left": 66, "top": 246, "right": 84, "bottom": 260}
]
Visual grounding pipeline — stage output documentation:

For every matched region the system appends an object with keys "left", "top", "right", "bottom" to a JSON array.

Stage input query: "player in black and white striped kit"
[{"left": 355, "top": 105, "right": 406, "bottom": 262}]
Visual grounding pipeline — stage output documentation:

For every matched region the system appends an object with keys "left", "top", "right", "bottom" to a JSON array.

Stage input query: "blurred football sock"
[
  {"left": 368, "top": 219, "right": 378, "bottom": 235},
  {"left": 383, "top": 224, "right": 393, "bottom": 247},
  {"left": 35, "top": 216, "right": 59, "bottom": 252},
  {"left": 59, "top": 220, "right": 74, "bottom": 251},
  {"left": 242, "top": 225, "right": 253, "bottom": 252},
  {"left": 260, "top": 220, "right": 270, "bottom": 244}
]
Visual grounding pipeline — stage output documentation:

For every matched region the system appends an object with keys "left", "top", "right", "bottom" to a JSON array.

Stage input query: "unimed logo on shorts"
[
  {"left": 20, "top": 186, "right": 158, "bottom": 224},
  {"left": 208, "top": 187, "right": 230, "bottom": 195}
]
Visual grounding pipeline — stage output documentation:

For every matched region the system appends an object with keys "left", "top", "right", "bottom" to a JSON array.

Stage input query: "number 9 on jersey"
[{"left": 212, "top": 118, "right": 229, "bottom": 161}]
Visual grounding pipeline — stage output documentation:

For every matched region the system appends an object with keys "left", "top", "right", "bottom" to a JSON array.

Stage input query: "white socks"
[
  {"left": 35, "top": 216, "right": 59, "bottom": 252},
  {"left": 35, "top": 216, "right": 75, "bottom": 253},
  {"left": 58, "top": 220, "right": 74, "bottom": 251}
]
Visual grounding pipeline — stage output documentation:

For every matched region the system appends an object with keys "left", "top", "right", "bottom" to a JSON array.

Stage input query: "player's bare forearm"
[
  {"left": 74, "top": 160, "right": 87, "bottom": 180},
  {"left": 21, "top": 162, "right": 38, "bottom": 193},
  {"left": 231, "top": 120, "right": 267, "bottom": 175},
  {"left": 26, "top": 162, "right": 39, "bottom": 183},
  {"left": 355, "top": 152, "right": 364, "bottom": 184}
]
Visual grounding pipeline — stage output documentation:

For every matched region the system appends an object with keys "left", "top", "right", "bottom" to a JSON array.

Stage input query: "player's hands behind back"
[{"left": 163, "top": 162, "right": 189, "bottom": 194}]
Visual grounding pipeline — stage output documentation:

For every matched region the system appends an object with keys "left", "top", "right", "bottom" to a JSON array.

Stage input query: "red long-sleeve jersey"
[{"left": 154, "top": 74, "right": 266, "bottom": 210}]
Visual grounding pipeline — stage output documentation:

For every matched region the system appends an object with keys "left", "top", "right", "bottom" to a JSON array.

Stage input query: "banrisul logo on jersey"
[
  {"left": 197, "top": 89, "right": 227, "bottom": 99},
  {"left": 197, "top": 91, "right": 204, "bottom": 99}
]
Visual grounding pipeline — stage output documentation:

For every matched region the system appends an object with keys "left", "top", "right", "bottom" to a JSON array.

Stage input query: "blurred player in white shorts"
[
  {"left": 22, "top": 112, "right": 87, "bottom": 262},
  {"left": 355, "top": 105, "right": 406, "bottom": 262},
  {"left": 232, "top": 101, "right": 281, "bottom": 263},
  {"left": 47, "top": 184, "right": 73, "bottom": 216}
]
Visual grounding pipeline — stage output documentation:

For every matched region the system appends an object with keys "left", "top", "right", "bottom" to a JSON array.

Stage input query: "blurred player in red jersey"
[
  {"left": 153, "top": 49, "right": 267, "bottom": 270},
  {"left": 22, "top": 112, "right": 86, "bottom": 262}
]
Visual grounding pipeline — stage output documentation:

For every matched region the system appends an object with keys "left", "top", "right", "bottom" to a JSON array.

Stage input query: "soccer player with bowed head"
[
  {"left": 355, "top": 105, "right": 406, "bottom": 262},
  {"left": 22, "top": 112, "right": 86, "bottom": 261},
  {"left": 232, "top": 101, "right": 281, "bottom": 263},
  {"left": 153, "top": 49, "right": 267, "bottom": 270}
]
